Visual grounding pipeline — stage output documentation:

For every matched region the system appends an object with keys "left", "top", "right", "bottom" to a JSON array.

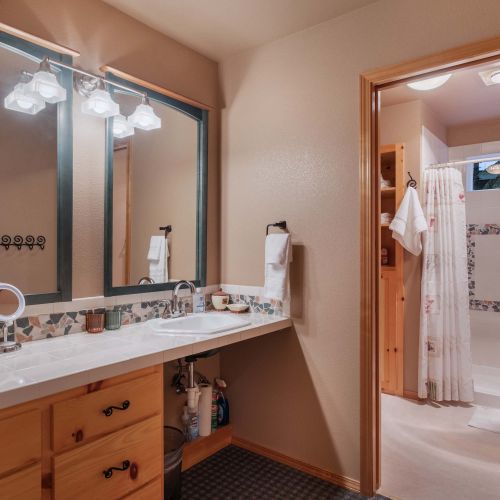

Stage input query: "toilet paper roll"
[{"left": 198, "top": 384, "right": 213, "bottom": 437}]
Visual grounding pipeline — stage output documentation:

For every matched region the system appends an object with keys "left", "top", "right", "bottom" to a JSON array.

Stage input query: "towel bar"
[{"left": 266, "top": 221, "right": 287, "bottom": 235}]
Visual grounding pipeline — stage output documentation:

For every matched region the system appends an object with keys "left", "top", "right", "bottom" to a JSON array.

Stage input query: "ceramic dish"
[{"left": 227, "top": 303, "right": 250, "bottom": 313}]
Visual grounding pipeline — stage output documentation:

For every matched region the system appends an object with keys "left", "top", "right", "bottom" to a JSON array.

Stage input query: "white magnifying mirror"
[{"left": 0, "top": 282, "right": 26, "bottom": 353}]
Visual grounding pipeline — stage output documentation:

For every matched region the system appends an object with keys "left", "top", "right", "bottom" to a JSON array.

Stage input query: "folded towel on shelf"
[
  {"left": 380, "top": 212, "right": 394, "bottom": 224},
  {"left": 263, "top": 233, "right": 292, "bottom": 302},
  {"left": 389, "top": 187, "right": 427, "bottom": 256},
  {"left": 148, "top": 236, "right": 168, "bottom": 283}
]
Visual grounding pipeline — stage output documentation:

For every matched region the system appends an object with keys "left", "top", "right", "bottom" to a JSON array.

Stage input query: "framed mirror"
[
  {"left": 104, "top": 74, "right": 208, "bottom": 296},
  {"left": 0, "top": 31, "right": 73, "bottom": 305}
]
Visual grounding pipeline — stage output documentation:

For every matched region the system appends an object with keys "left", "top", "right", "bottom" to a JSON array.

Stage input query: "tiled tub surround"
[
  {"left": 0, "top": 313, "right": 292, "bottom": 409},
  {"left": 5, "top": 285, "right": 287, "bottom": 343},
  {"left": 467, "top": 224, "right": 500, "bottom": 312}
]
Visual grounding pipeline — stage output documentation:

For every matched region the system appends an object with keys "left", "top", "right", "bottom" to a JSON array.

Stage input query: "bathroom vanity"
[{"left": 0, "top": 314, "right": 291, "bottom": 499}]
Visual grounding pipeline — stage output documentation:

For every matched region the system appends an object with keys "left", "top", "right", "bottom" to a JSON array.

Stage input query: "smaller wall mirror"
[
  {"left": 104, "top": 75, "right": 208, "bottom": 296},
  {"left": 0, "top": 31, "right": 73, "bottom": 305}
]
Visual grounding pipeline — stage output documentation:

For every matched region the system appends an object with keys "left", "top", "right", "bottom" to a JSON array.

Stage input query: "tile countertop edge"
[{"left": 0, "top": 315, "right": 292, "bottom": 410}]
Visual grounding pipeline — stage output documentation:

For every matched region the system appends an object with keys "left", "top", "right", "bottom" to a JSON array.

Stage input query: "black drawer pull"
[
  {"left": 102, "top": 400, "right": 130, "bottom": 416},
  {"left": 103, "top": 460, "right": 130, "bottom": 479}
]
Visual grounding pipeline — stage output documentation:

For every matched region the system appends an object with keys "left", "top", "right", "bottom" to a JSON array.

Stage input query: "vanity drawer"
[
  {"left": 52, "top": 371, "right": 162, "bottom": 452},
  {"left": 0, "top": 463, "right": 41, "bottom": 500},
  {"left": 0, "top": 409, "right": 41, "bottom": 476},
  {"left": 53, "top": 414, "right": 162, "bottom": 500}
]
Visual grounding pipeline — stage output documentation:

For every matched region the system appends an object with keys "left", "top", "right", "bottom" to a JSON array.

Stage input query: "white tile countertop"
[{"left": 0, "top": 313, "right": 291, "bottom": 410}]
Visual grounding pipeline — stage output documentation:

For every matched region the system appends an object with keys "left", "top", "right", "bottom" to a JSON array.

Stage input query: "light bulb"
[
  {"left": 81, "top": 88, "right": 120, "bottom": 118},
  {"left": 407, "top": 74, "right": 452, "bottom": 91},
  {"left": 25, "top": 63, "right": 66, "bottom": 104},
  {"left": 4, "top": 82, "right": 46, "bottom": 115}
]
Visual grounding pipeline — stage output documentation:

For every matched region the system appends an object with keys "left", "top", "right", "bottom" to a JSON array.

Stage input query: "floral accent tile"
[{"left": 467, "top": 224, "right": 500, "bottom": 312}]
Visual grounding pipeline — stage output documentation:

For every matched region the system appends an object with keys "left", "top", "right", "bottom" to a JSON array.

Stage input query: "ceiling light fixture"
[
  {"left": 81, "top": 79, "right": 120, "bottom": 118},
  {"left": 489, "top": 71, "right": 500, "bottom": 85},
  {"left": 25, "top": 57, "right": 66, "bottom": 103},
  {"left": 128, "top": 96, "right": 161, "bottom": 130},
  {"left": 4, "top": 73, "right": 46, "bottom": 114},
  {"left": 113, "top": 114, "right": 135, "bottom": 138},
  {"left": 407, "top": 73, "right": 452, "bottom": 91}
]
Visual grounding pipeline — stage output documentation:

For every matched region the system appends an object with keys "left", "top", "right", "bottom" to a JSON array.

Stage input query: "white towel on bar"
[
  {"left": 389, "top": 187, "right": 428, "bottom": 256},
  {"left": 148, "top": 236, "right": 168, "bottom": 283},
  {"left": 263, "top": 233, "right": 292, "bottom": 301}
]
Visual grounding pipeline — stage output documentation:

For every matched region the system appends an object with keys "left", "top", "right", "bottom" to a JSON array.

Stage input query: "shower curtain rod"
[{"left": 427, "top": 156, "right": 500, "bottom": 169}]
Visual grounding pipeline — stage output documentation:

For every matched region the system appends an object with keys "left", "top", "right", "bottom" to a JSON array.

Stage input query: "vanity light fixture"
[
  {"left": 4, "top": 73, "right": 46, "bottom": 114},
  {"left": 25, "top": 57, "right": 67, "bottom": 103},
  {"left": 81, "top": 79, "right": 119, "bottom": 118},
  {"left": 128, "top": 96, "right": 161, "bottom": 130},
  {"left": 407, "top": 73, "right": 452, "bottom": 91},
  {"left": 113, "top": 114, "right": 135, "bottom": 138}
]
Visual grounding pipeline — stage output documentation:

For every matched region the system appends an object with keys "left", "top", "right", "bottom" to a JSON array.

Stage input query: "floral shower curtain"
[{"left": 418, "top": 167, "right": 474, "bottom": 402}]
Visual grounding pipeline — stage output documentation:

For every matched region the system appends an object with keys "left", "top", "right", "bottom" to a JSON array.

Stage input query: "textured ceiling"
[
  {"left": 102, "top": 0, "right": 379, "bottom": 61},
  {"left": 381, "top": 61, "right": 500, "bottom": 127}
]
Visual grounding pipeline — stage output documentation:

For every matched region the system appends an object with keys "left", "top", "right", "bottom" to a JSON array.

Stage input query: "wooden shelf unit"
[{"left": 379, "top": 144, "right": 405, "bottom": 396}]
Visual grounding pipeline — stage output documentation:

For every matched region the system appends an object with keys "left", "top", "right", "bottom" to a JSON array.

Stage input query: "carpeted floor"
[{"left": 181, "top": 445, "right": 386, "bottom": 499}]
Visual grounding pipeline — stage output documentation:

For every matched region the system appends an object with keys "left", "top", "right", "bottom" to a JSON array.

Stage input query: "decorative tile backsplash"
[
  {"left": 5, "top": 285, "right": 286, "bottom": 344},
  {"left": 467, "top": 223, "right": 500, "bottom": 313}
]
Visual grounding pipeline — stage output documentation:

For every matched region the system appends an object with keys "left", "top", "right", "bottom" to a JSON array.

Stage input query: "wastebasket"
[{"left": 164, "top": 426, "right": 185, "bottom": 500}]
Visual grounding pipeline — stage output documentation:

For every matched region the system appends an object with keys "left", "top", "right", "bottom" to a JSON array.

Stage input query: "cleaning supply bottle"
[
  {"left": 215, "top": 378, "right": 229, "bottom": 426},
  {"left": 186, "top": 386, "right": 201, "bottom": 440},
  {"left": 193, "top": 288, "right": 206, "bottom": 313},
  {"left": 181, "top": 405, "right": 190, "bottom": 439},
  {"left": 211, "top": 388, "right": 218, "bottom": 433}
]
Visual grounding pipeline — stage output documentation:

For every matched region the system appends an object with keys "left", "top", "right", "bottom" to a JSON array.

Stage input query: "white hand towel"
[
  {"left": 389, "top": 187, "right": 428, "bottom": 256},
  {"left": 263, "top": 233, "right": 292, "bottom": 301},
  {"left": 148, "top": 236, "right": 166, "bottom": 283}
]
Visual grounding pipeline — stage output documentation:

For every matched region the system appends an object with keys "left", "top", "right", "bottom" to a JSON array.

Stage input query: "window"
[{"left": 472, "top": 160, "right": 500, "bottom": 191}]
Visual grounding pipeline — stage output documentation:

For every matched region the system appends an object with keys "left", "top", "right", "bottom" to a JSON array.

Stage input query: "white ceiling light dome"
[
  {"left": 407, "top": 73, "right": 452, "bottom": 91},
  {"left": 4, "top": 81, "right": 46, "bottom": 115},
  {"left": 25, "top": 57, "right": 66, "bottom": 103},
  {"left": 113, "top": 113, "right": 135, "bottom": 138},
  {"left": 128, "top": 96, "right": 161, "bottom": 130},
  {"left": 81, "top": 80, "right": 120, "bottom": 118}
]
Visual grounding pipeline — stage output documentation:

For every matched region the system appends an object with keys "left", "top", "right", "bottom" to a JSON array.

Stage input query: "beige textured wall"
[
  {"left": 127, "top": 103, "right": 197, "bottom": 285},
  {"left": 1, "top": 0, "right": 220, "bottom": 298},
  {"left": 0, "top": 102, "right": 57, "bottom": 295},
  {"left": 219, "top": 0, "right": 500, "bottom": 481},
  {"left": 448, "top": 117, "right": 500, "bottom": 146}
]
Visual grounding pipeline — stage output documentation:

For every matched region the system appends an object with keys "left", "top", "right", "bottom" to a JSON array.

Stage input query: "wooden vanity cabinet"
[{"left": 0, "top": 365, "right": 164, "bottom": 500}]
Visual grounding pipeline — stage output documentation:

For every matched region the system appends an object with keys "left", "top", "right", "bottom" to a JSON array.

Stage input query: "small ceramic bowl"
[
  {"left": 227, "top": 303, "right": 249, "bottom": 313},
  {"left": 212, "top": 290, "right": 229, "bottom": 310}
]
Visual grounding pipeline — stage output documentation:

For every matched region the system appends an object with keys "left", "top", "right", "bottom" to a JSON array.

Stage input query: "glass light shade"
[
  {"left": 490, "top": 71, "right": 500, "bottom": 84},
  {"left": 407, "top": 74, "right": 452, "bottom": 91},
  {"left": 4, "top": 83, "right": 46, "bottom": 114},
  {"left": 128, "top": 102, "right": 161, "bottom": 130},
  {"left": 113, "top": 114, "right": 135, "bottom": 138},
  {"left": 486, "top": 162, "right": 500, "bottom": 174},
  {"left": 26, "top": 70, "right": 66, "bottom": 103},
  {"left": 81, "top": 88, "right": 120, "bottom": 118}
]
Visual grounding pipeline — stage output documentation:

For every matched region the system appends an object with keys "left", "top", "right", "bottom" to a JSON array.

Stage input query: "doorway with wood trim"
[{"left": 360, "top": 36, "right": 500, "bottom": 498}]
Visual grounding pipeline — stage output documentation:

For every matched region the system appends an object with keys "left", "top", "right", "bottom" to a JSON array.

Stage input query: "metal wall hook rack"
[
  {"left": 159, "top": 225, "right": 172, "bottom": 238},
  {"left": 266, "top": 221, "right": 287, "bottom": 235},
  {"left": 1, "top": 235, "right": 46, "bottom": 250},
  {"left": 406, "top": 172, "right": 417, "bottom": 188}
]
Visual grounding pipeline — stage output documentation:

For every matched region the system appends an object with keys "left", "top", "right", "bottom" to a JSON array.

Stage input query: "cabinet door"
[
  {"left": 380, "top": 269, "right": 404, "bottom": 395},
  {"left": 0, "top": 463, "right": 41, "bottom": 500}
]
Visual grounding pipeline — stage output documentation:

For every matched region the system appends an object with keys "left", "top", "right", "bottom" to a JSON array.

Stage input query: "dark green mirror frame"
[
  {"left": 103, "top": 74, "right": 208, "bottom": 297},
  {"left": 0, "top": 31, "right": 73, "bottom": 305}
]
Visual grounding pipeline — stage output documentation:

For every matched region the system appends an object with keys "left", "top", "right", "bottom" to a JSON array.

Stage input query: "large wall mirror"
[
  {"left": 104, "top": 75, "right": 208, "bottom": 296},
  {"left": 0, "top": 31, "right": 73, "bottom": 305}
]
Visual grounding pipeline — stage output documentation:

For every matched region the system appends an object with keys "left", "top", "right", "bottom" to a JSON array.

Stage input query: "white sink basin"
[{"left": 148, "top": 313, "right": 251, "bottom": 335}]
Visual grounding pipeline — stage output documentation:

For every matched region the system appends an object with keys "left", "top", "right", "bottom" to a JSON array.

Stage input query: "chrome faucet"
[{"left": 162, "top": 280, "right": 196, "bottom": 319}]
